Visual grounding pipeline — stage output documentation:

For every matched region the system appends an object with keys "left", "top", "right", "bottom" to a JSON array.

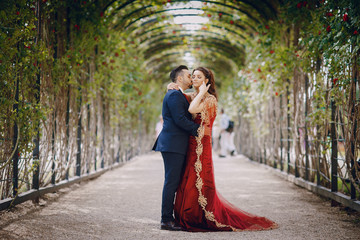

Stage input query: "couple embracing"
[{"left": 152, "top": 65, "right": 278, "bottom": 232}]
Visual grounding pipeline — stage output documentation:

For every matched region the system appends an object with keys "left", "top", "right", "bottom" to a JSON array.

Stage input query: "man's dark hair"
[{"left": 170, "top": 65, "right": 188, "bottom": 83}]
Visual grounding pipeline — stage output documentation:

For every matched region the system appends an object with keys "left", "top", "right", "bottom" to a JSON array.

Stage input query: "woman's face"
[{"left": 192, "top": 70, "right": 208, "bottom": 88}]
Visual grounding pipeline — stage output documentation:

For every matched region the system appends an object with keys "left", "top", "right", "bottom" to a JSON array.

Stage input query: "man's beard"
[{"left": 188, "top": 83, "right": 193, "bottom": 89}]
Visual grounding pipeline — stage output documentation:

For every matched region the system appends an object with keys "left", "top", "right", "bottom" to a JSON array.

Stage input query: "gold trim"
[{"left": 193, "top": 93, "right": 239, "bottom": 231}]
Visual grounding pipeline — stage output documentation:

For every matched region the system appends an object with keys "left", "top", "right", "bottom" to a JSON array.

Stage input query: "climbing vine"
[
  {"left": 0, "top": 0, "right": 359, "bottom": 203},
  {"left": 0, "top": 0, "right": 160, "bottom": 199},
  {"left": 232, "top": 0, "right": 359, "bottom": 198}
]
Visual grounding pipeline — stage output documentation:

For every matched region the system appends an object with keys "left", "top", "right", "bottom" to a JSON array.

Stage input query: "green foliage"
[
  {"left": 0, "top": 0, "right": 46, "bottom": 158},
  {"left": 0, "top": 0, "right": 161, "bottom": 198},
  {"left": 1, "top": 0, "right": 359, "bottom": 200},
  {"left": 227, "top": 0, "right": 359, "bottom": 138}
]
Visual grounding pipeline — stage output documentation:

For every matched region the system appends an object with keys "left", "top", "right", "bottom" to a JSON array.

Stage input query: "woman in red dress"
[{"left": 174, "top": 67, "right": 278, "bottom": 232}]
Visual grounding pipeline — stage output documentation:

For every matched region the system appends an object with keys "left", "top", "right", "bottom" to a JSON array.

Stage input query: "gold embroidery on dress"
[{"left": 193, "top": 93, "right": 240, "bottom": 232}]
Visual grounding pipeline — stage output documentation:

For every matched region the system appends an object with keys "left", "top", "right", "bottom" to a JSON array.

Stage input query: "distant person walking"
[
  {"left": 211, "top": 121, "right": 220, "bottom": 152},
  {"left": 219, "top": 108, "right": 236, "bottom": 157}
]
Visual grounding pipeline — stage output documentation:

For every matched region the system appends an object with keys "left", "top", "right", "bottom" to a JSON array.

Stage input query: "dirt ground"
[{"left": 0, "top": 153, "right": 359, "bottom": 240}]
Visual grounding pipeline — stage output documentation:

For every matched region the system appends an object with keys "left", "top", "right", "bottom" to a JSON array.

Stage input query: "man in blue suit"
[{"left": 152, "top": 65, "right": 199, "bottom": 231}]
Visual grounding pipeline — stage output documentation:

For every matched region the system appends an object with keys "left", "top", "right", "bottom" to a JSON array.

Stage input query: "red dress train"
[{"left": 174, "top": 92, "right": 278, "bottom": 232}]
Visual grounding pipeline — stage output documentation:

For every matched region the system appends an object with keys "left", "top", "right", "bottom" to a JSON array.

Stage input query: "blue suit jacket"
[{"left": 152, "top": 89, "right": 199, "bottom": 155}]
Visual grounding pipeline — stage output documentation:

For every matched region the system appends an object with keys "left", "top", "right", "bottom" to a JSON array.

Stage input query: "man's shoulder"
[
  {"left": 167, "top": 89, "right": 181, "bottom": 94},
  {"left": 165, "top": 89, "right": 181, "bottom": 98}
]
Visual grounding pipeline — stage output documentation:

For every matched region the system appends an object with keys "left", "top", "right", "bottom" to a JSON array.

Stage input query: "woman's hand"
[
  {"left": 188, "top": 82, "right": 210, "bottom": 114},
  {"left": 199, "top": 82, "right": 210, "bottom": 95},
  {"left": 167, "top": 82, "right": 179, "bottom": 91}
]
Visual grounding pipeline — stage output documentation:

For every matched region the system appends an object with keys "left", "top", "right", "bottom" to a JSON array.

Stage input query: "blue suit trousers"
[{"left": 161, "top": 152, "right": 186, "bottom": 222}]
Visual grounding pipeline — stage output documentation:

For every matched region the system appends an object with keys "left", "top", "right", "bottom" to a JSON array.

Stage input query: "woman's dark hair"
[
  {"left": 170, "top": 65, "right": 188, "bottom": 82},
  {"left": 192, "top": 67, "right": 218, "bottom": 100}
]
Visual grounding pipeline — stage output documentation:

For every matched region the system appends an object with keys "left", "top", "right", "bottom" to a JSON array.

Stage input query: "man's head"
[{"left": 170, "top": 65, "right": 192, "bottom": 90}]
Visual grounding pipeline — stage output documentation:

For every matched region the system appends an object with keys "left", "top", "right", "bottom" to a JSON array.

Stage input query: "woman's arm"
[
  {"left": 188, "top": 82, "right": 210, "bottom": 114},
  {"left": 167, "top": 82, "right": 192, "bottom": 98},
  {"left": 167, "top": 82, "right": 179, "bottom": 90}
]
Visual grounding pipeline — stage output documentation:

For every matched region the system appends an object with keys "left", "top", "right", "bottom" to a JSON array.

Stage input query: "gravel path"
[{"left": 0, "top": 153, "right": 359, "bottom": 240}]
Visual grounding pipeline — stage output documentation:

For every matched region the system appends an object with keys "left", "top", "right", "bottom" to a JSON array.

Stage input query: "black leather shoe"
[{"left": 160, "top": 221, "right": 182, "bottom": 231}]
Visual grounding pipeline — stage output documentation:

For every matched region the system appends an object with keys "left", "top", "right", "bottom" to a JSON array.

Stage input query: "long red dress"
[{"left": 174, "top": 92, "right": 278, "bottom": 232}]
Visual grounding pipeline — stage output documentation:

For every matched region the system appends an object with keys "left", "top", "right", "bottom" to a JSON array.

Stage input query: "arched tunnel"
[
  {"left": 0, "top": 0, "right": 359, "bottom": 230},
  {"left": 113, "top": 0, "right": 273, "bottom": 84}
]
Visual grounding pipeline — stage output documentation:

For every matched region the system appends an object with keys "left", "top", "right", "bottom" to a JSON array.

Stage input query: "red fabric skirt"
[{"left": 174, "top": 135, "right": 278, "bottom": 232}]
